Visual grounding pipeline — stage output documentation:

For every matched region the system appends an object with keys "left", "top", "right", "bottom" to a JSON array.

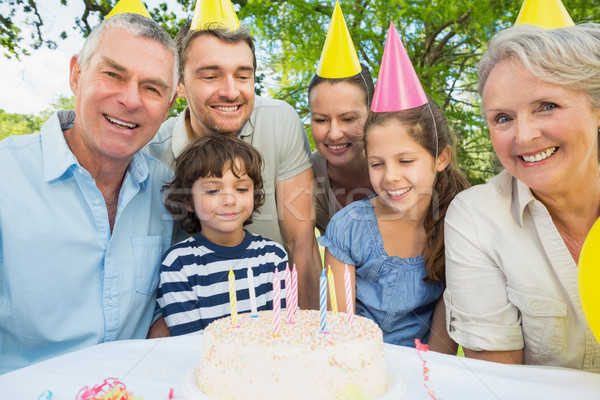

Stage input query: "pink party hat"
[{"left": 371, "top": 23, "right": 427, "bottom": 112}]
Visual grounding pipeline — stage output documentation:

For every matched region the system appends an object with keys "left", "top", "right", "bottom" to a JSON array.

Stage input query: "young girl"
[
  {"left": 319, "top": 100, "right": 469, "bottom": 353},
  {"left": 157, "top": 135, "right": 287, "bottom": 336}
]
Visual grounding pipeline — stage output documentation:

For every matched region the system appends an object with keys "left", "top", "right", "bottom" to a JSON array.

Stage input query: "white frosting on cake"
[{"left": 197, "top": 310, "right": 388, "bottom": 400}]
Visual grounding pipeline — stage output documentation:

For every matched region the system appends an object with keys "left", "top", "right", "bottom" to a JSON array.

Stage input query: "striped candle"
[
  {"left": 247, "top": 267, "right": 257, "bottom": 317},
  {"left": 284, "top": 263, "right": 291, "bottom": 315},
  {"left": 292, "top": 265, "right": 299, "bottom": 318},
  {"left": 228, "top": 268, "right": 238, "bottom": 326},
  {"left": 344, "top": 264, "right": 354, "bottom": 325},
  {"left": 319, "top": 268, "right": 327, "bottom": 333},
  {"left": 327, "top": 266, "right": 338, "bottom": 315},
  {"left": 272, "top": 267, "right": 282, "bottom": 335},
  {"left": 286, "top": 264, "right": 298, "bottom": 323}
]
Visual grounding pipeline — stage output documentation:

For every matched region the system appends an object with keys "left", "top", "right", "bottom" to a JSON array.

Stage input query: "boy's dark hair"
[
  {"left": 163, "top": 135, "right": 265, "bottom": 234},
  {"left": 363, "top": 100, "right": 470, "bottom": 283}
]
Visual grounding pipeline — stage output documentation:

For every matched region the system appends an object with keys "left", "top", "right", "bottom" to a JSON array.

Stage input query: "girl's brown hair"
[
  {"left": 363, "top": 100, "right": 470, "bottom": 282},
  {"left": 163, "top": 135, "right": 265, "bottom": 234}
]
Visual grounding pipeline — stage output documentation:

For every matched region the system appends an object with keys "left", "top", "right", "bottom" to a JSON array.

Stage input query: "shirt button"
[
  {"left": 108, "top": 299, "right": 113, "bottom": 306},
  {"left": 531, "top": 302, "right": 540, "bottom": 311}
]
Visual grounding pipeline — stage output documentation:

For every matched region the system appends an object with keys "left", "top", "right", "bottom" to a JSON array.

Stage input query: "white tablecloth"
[{"left": 1, "top": 334, "right": 599, "bottom": 399}]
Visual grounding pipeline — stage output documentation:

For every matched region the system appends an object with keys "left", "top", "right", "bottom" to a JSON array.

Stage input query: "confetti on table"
[
  {"left": 415, "top": 339, "right": 437, "bottom": 400},
  {"left": 37, "top": 390, "right": 54, "bottom": 400},
  {"left": 76, "top": 377, "right": 141, "bottom": 400}
]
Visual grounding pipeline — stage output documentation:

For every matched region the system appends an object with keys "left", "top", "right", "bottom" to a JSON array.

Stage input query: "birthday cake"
[{"left": 194, "top": 309, "right": 388, "bottom": 400}]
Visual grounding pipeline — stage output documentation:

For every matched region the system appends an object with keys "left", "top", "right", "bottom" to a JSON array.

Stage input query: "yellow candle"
[
  {"left": 327, "top": 266, "right": 338, "bottom": 315},
  {"left": 229, "top": 268, "right": 238, "bottom": 326}
]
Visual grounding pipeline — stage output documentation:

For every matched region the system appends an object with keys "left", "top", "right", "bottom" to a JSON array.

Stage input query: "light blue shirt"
[
  {"left": 0, "top": 111, "right": 173, "bottom": 374},
  {"left": 318, "top": 196, "right": 444, "bottom": 346}
]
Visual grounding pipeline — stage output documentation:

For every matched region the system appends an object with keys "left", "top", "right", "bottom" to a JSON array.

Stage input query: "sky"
[{"left": 0, "top": 1, "right": 186, "bottom": 115}]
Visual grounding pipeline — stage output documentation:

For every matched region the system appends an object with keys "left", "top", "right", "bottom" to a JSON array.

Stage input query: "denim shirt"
[
  {"left": 0, "top": 111, "right": 173, "bottom": 373},
  {"left": 318, "top": 196, "right": 444, "bottom": 346}
]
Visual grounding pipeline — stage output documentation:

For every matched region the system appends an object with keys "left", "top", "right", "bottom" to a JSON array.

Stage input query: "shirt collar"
[
  {"left": 42, "top": 110, "right": 149, "bottom": 187},
  {"left": 171, "top": 108, "right": 191, "bottom": 159},
  {"left": 511, "top": 174, "right": 538, "bottom": 228},
  {"left": 42, "top": 110, "right": 77, "bottom": 182}
]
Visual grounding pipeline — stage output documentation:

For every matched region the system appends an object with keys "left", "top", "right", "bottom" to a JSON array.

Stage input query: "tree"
[{"left": 2, "top": 0, "right": 599, "bottom": 183}]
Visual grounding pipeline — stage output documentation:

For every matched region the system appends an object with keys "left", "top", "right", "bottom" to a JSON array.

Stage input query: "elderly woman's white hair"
[{"left": 479, "top": 23, "right": 600, "bottom": 109}]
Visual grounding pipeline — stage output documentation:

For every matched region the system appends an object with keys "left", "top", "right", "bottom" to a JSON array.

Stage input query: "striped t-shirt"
[{"left": 157, "top": 230, "right": 287, "bottom": 335}]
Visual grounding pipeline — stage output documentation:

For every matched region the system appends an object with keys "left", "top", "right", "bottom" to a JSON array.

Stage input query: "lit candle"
[
  {"left": 327, "top": 266, "right": 338, "bottom": 315},
  {"left": 344, "top": 264, "right": 354, "bottom": 325},
  {"left": 247, "top": 267, "right": 258, "bottom": 317},
  {"left": 228, "top": 268, "right": 238, "bottom": 327},
  {"left": 272, "top": 267, "right": 282, "bottom": 336},
  {"left": 319, "top": 268, "right": 327, "bottom": 333}
]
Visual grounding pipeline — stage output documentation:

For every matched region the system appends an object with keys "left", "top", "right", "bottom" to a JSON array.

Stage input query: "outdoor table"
[{"left": 1, "top": 333, "right": 599, "bottom": 399}]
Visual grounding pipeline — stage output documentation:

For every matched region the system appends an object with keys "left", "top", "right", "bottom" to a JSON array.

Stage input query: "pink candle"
[
  {"left": 284, "top": 263, "right": 291, "bottom": 313},
  {"left": 292, "top": 265, "right": 298, "bottom": 318},
  {"left": 272, "top": 268, "right": 282, "bottom": 335},
  {"left": 344, "top": 264, "right": 354, "bottom": 325},
  {"left": 287, "top": 264, "right": 298, "bottom": 323}
]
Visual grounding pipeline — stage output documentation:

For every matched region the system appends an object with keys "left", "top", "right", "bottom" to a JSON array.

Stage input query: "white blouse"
[{"left": 444, "top": 170, "right": 600, "bottom": 371}]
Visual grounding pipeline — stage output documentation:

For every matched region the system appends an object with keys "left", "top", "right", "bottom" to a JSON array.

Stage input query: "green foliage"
[
  {"left": 0, "top": 95, "right": 74, "bottom": 141},
  {"left": 2, "top": 0, "right": 599, "bottom": 183},
  {"left": 0, "top": 109, "right": 44, "bottom": 141}
]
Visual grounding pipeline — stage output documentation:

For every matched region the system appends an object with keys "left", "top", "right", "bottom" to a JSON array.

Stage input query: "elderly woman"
[
  {"left": 308, "top": 64, "right": 375, "bottom": 234},
  {"left": 444, "top": 23, "right": 600, "bottom": 371}
]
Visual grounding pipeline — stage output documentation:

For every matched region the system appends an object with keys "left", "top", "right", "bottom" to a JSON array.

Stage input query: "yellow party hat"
[
  {"left": 316, "top": 1, "right": 361, "bottom": 78},
  {"left": 105, "top": 0, "right": 151, "bottom": 19},
  {"left": 515, "top": 0, "right": 574, "bottom": 29},
  {"left": 190, "top": 0, "right": 241, "bottom": 31}
]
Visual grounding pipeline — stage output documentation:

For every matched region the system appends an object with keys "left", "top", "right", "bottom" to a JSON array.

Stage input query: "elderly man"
[
  {"left": 145, "top": 23, "right": 322, "bottom": 309},
  {"left": 0, "top": 13, "right": 177, "bottom": 374}
]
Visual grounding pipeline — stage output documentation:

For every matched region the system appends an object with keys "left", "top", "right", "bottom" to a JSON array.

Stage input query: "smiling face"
[
  {"left": 366, "top": 118, "right": 449, "bottom": 219},
  {"left": 69, "top": 27, "right": 175, "bottom": 166},
  {"left": 189, "top": 159, "right": 255, "bottom": 246},
  {"left": 483, "top": 59, "right": 600, "bottom": 196},
  {"left": 178, "top": 35, "right": 255, "bottom": 138},
  {"left": 309, "top": 81, "right": 368, "bottom": 167}
]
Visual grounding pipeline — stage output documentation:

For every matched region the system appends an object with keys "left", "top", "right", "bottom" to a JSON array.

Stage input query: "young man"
[
  {"left": 0, "top": 13, "right": 178, "bottom": 373},
  {"left": 145, "top": 24, "right": 321, "bottom": 309}
]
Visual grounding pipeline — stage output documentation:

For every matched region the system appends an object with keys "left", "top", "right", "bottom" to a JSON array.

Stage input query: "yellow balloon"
[{"left": 579, "top": 217, "right": 600, "bottom": 345}]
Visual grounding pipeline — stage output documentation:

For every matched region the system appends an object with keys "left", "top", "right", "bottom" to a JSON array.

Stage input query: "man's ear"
[
  {"left": 69, "top": 55, "right": 81, "bottom": 95},
  {"left": 176, "top": 81, "right": 187, "bottom": 100},
  {"left": 435, "top": 144, "right": 452, "bottom": 172}
]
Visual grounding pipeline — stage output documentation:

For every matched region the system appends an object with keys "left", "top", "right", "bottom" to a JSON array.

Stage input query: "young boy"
[{"left": 157, "top": 135, "right": 287, "bottom": 335}]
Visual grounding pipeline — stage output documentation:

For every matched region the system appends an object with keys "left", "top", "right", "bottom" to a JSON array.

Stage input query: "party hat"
[
  {"left": 190, "top": 0, "right": 240, "bottom": 31},
  {"left": 514, "top": 0, "right": 574, "bottom": 29},
  {"left": 105, "top": 0, "right": 151, "bottom": 19},
  {"left": 316, "top": 1, "right": 361, "bottom": 78},
  {"left": 371, "top": 23, "right": 427, "bottom": 112}
]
